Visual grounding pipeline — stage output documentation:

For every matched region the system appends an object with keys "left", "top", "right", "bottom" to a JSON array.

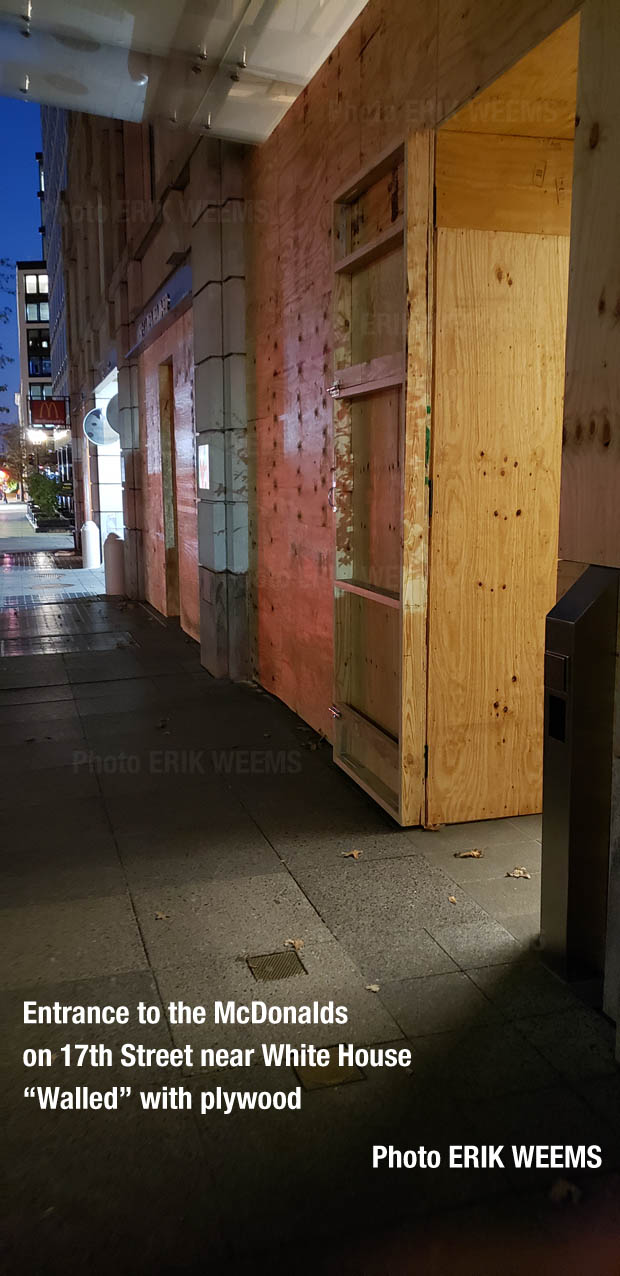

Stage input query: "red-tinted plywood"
[{"left": 138, "top": 310, "right": 199, "bottom": 641}]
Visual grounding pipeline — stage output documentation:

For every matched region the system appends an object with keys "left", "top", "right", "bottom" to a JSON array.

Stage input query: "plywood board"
[
  {"left": 436, "top": 132, "right": 573, "bottom": 236},
  {"left": 400, "top": 131, "right": 435, "bottom": 827},
  {"left": 444, "top": 14, "right": 580, "bottom": 139},
  {"left": 427, "top": 227, "right": 569, "bottom": 825},
  {"left": 334, "top": 588, "right": 400, "bottom": 739},
  {"left": 245, "top": 0, "right": 580, "bottom": 752},
  {"left": 559, "top": 0, "right": 620, "bottom": 569}
]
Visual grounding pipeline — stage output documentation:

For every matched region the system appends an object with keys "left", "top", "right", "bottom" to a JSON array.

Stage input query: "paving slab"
[
  {"left": 1, "top": 894, "right": 148, "bottom": 988},
  {"left": 425, "top": 917, "right": 525, "bottom": 968},
  {"left": 133, "top": 872, "right": 333, "bottom": 971},
  {"left": 379, "top": 970, "right": 501, "bottom": 1037}
]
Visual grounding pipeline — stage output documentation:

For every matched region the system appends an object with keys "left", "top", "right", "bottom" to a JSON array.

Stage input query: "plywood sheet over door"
[{"left": 426, "top": 227, "right": 569, "bottom": 824}]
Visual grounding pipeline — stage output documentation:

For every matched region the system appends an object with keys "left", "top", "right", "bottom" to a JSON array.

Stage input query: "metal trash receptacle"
[{"left": 540, "top": 565, "right": 619, "bottom": 981}]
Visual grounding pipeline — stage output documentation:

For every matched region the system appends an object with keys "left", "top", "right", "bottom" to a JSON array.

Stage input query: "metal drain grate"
[{"left": 247, "top": 950, "right": 306, "bottom": 981}]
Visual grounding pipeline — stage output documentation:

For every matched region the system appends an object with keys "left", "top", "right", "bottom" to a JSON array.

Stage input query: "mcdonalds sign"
[{"left": 30, "top": 399, "right": 67, "bottom": 425}]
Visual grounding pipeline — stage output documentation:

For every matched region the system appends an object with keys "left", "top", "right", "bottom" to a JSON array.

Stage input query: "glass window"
[
  {"left": 26, "top": 302, "right": 39, "bottom": 322},
  {"left": 29, "top": 358, "right": 42, "bottom": 377},
  {"left": 39, "top": 302, "right": 49, "bottom": 321},
  {"left": 25, "top": 274, "right": 38, "bottom": 294},
  {"left": 42, "top": 359, "right": 51, "bottom": 376},
  {"left": 38, "top": 274, "right": 49, "bottom": 294},
  {"left": 29, "top": 385, "right": 42, "bottom": 400},
  {"left": 43, "top": 385, "right": 53, "bottom": 399}
]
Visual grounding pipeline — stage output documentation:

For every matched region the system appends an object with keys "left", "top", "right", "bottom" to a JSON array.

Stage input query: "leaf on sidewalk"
[
  {"left": 154, "top": 911, "right": 170, "bottom": 921},
  {"left": 342, "top": 849, "right": 363, "bottom": 860},
  {"left": 366, "top": 984, "right": 380, "bottom": 993},
  {"left": 454, "top": 849, "right": 483, "bottom": 859},
  {"left": 448, "top": 895, "right": 458, "bottom": 905},
  {"left": 506, "top": 867, "right": 531, "bottom": 879},
  {"left": 549, "top": 1178, "right": 582, "bottom": 1205},
  {"left": 284, "top": 938, "right": 304, "bottom": 951}
]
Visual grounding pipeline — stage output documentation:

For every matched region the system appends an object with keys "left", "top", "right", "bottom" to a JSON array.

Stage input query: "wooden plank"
[
  {"left": 334, "top": 580, "right": 400, "bottom": 607},
  {"left": 436, "top": 132, "right": 574, "bottom": 236},
  {"left": 334, "top": 588, "right": 400, "bottom": 739},
  {"left": 444, "top": 14, "right": 580, "bottom": 139},
  {"left": 334, "top": 219, "right": 405, "bottom": 274},
  {"left": 426, "top": 227, "right": 569, "bottom": 825},
  {"left": 334, "top": 703, "right": 400, "bottom": 814},
  {"left": 399, "top": 131, "right": 435, "bottom": 828},
  {"left": 332, "top": 140, "right": 405, "bottom": 205},
  {"left": 334, "top": 353, "right": 405, "bottom": 392},
  {"left": 559, "top": 0, "right": 620, "bottom": 569}
]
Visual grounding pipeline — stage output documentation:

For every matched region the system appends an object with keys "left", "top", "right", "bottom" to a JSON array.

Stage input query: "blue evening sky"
[{"left": 0, "top": 97, "right": 43, "bottom": 423}]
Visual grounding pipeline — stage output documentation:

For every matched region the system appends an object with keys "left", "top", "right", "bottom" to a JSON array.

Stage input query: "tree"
[
  {"left": 0, "top": 256, "right": 15, "bottom": 416},
  {"left": 0, "top": 421, "right": 26, "bottom": 498}
]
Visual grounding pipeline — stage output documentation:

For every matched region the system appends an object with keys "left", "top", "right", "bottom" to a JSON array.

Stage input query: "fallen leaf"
[
  {"left": 284, "top": 938, "right": 304, "bottom": 951},
  {"left": 154, "top": 911, "right": 170, "bottom": 921},
  {"left": 342, "top": 850, "right": 363, "bottom": 860},
  {"left": 448, "top": 895, "right": 457, "bottom": 905},
  {"left": 424, "top": 823, "right": 443, "bottom": 832},
  {"left": 366, "top": 984, "right": 380, "bottom": 993},
  {"left": 549, "top": 1178, "right": 582, "bottom": 1206},
  {"left": 454, "top": 849, "right": 483, "bottom": 859},
  {"left": 506, "top": 867, "right": 531, "bottom": 879}
]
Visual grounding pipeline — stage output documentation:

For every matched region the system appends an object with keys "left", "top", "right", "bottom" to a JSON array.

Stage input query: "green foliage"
[{"left": 27, "top": 470, "right": 61, "bottom": 518}]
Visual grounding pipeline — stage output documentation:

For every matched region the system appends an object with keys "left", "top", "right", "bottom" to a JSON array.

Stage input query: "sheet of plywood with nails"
[
  {"left": 559, "top": 0, "right": 620, "bottom": 569},
  {"left": 426, "top": 227, "right": 570, "bottom": 824},
  {"left": 244, "top": 0, "right": 578, "bottom": 747}
]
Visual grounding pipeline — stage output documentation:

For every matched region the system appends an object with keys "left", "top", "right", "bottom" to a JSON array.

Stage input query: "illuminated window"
[
  {"left": 38, "top": 274, "right": 49, "bottom": 294},
  {"left": 26, "top": 303, "right": 39, "bottom": 322},
  {"left": 25, "top": 274, "right": 38, "bottom": 294},
  {"left": 39, "top": 302, "right": 49, "bottom": 321}
]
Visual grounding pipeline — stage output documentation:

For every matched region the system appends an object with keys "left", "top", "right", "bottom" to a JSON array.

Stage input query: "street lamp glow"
[{"left": 27, "top": 429, "right": 48, "bottom": 445}]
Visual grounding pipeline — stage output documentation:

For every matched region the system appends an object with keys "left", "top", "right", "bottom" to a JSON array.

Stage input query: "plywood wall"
[
  {"left": 138, "top": 310, "right": 199, "bottom": 641},
  {"left": 559, "top": 0, "right": 620, "bottom": 569},
  {"left": 246, "top": 0, "right": 578, "bottom": 739},
  {"left": 427, "top": 228, "right": 570, "bottom": 824}
]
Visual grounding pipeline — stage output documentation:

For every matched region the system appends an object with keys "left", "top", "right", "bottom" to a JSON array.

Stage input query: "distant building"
[
  {"left": 15, "top": 258, "right": 52, "bottom": 441},
  {"left": 16, "top": 140, "right": 73, "bottom": 519}
]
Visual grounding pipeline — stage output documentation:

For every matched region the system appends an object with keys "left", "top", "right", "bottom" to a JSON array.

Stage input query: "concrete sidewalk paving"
[{"left": 1, "top": 594, "right": 619, "bottom": 1274}]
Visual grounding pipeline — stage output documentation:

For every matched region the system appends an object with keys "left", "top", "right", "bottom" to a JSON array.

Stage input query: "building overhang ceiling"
[{"left": 0, "top": 0, "right": 369, "bottom": 143}]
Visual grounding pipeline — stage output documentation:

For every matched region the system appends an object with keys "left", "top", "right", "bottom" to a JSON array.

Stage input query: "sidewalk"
[
  {"left": 0, "top": 504, "right": 105, "bottom": 610},
  {"left": 1, "top": 588, "right": 619, "bottom": 1273}
]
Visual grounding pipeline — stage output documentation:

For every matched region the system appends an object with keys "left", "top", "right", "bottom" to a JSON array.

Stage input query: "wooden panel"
[
  {"left": 138, "top": 311, "right": 199, "bottom": 641},
  {"left": 335, "top": 387, "right": 402, "bottom": 596},
  {"left": 559, "top": 0, "right": 620, "bottom": 569},
  {"left": 246, "top": 0, "right": 579, "bottom": 747},
  {"left": 444, "top": 15, "right": 580, "bottom": 139},
  {"left": 334, "top": 704, "right": 400, "bottom": 816},
  {"left": 400, "top": 131, "right": 435, "bottom": 827},
  {"left": 335, "top": 589, "right": 400, "bottom": 739},
  {"left": 427, "top": 227, "right": 569, "bottom": 824},
  {"left": 350, "top": 246, "right": 406, "bottom": 364},
  {"left": 436, "top": 0, "right": 579, "bottom": 130},
  {"left": 436, "top": 132, "right": 573, "bottom": 236}
]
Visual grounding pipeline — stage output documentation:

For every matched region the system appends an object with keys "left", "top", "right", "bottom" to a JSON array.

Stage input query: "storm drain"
[{"left": 247, "top": 950, "right": 306, "bottom": 981}]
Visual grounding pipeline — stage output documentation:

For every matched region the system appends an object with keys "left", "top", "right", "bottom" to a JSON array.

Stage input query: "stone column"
[{"left": 190, "top": 138, "right": 249, "bottom": 678}]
